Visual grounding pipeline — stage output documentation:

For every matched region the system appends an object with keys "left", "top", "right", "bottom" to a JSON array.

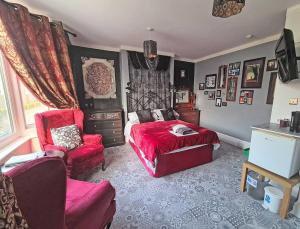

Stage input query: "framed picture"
[
  {"left": 239, "top": 90, "right": 254, "bottom": 105},
  {"left": 82, "top": 57, "right": 117, "bottom": 99},
  {"left": 217, "top": 65, "right": 227, "bottom": 89},
  {"left": 205, "top": 74, "right": 217, "bottom": 89},
  {"left": 208, "top": 91, "right": 215, "bottom": 100},
  {"left": 241, "top": 57, "right": 266, "bottom": 88},
  {"left": 176, "top": 90, "right": 190, "bottom": 103},
  {"left": 226, "top": 77, "right": 238, "bottom": 101},
  {"left": 266, "top": 72, "right": 277, "bottom": 104},
  {"left": 216, "top": 90, "right": 221, "bottom": 97},
  {"left": 180, "top": 70, "right": 186, "bottom": 78},
  {"left": 199, "top": 83, "right": 205, "bottom": 90},
  {"left": 266, "top": 59, "right": 278, "bottom": 71},
  {"left": 204, "top": 91, "right": 208, "bottom": 95},
  {"left": 216, "top": 98, "right": 222, "bottom": 107},
  {"left": 222, "top": 102, "right": 227, "bottom": 106},
  {"left": 228, "top": 62, "right": 241, "bottom": 76}
]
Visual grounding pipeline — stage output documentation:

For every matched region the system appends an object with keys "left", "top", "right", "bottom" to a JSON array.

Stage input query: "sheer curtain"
[
  {"left": 0, "top": 1, "right": 78, "bottom": 108},
  {"left": 127, "top": 51, "right": 171, "bottom": 112}
]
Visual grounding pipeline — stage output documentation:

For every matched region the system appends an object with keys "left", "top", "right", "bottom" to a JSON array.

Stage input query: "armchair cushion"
[
  {"left": 82, "top": 134, "right": 103, "bottom": 145},
  {"left": 51, "top": 124, "right": 82, "bottom": 150},
  {"left": 44, "top": 144, "right": 68, "bottom": 153},
  {"left": 65, "top": 179, "right": 116, "bottom": 229}
]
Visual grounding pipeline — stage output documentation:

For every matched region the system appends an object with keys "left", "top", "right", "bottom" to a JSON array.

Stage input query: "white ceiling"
[{"left": 16, "top": 0, "right": 300, "bottom": 61}]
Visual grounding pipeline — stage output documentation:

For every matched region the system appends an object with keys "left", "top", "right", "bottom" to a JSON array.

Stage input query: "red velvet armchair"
[
  {"left": 6, "top": 157, "right": 116, "bottom": 229},
  {"left": 35, "top": 109, "right": 105, "bottom": 177}
]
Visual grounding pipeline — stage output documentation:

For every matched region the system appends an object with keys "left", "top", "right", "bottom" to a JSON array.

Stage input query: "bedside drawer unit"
[
  {"left": 176, "top": 109, "right": 200, "bottom": 126},
  {"left": 85, "top": 110, "right": 125, "bottom": 147}
]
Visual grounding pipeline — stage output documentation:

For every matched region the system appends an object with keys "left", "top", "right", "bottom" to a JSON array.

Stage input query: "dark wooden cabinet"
[
  {"left": 176, "top": 109, "right": 200, "bottom": 126},
  {"left": 85, "top": 109, "right": 125, "bottom": 147}
]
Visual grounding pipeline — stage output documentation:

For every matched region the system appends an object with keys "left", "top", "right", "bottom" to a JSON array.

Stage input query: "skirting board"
[{"left": 216, "top": 132, "right": 250, "bottom": 149}]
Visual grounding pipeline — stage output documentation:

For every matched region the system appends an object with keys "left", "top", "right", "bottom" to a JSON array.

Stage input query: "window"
[
  {"left": 19, "top": 81, "right": 49, "bottom": 127},
  {"left": 0, "top": 57, "right": 14, "bottom": 140}
]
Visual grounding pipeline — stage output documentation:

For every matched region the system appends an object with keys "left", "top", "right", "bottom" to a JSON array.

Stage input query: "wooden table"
[{"left": 240, "top": 161, "right": 300, "bottom": 219}]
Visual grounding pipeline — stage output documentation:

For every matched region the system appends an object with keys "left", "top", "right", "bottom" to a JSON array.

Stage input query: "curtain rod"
[{"left": 2, "top": 0, "right": 77, "bottom": 37}]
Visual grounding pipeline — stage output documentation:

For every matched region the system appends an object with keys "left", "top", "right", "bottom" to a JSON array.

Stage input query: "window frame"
[{"left": 0, "top": 54, "right": 20, "bottom": 148}]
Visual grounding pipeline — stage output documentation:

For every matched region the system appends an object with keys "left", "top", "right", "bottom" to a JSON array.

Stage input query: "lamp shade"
[
  {"left": 143, "top": 40, "right": 157, "bottom": 60},
  {"left": 212, "top": 0, "right": 245, "bottom": 18}
]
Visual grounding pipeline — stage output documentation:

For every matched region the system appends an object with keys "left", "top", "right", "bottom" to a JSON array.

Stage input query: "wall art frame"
[{"left": 241, "top": 57, "right": 266, "bottom": 88}]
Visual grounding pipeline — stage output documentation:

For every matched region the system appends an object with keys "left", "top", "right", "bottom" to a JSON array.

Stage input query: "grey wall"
[{"left": 194, "top": 41, "right": 276, "bottom": 142}]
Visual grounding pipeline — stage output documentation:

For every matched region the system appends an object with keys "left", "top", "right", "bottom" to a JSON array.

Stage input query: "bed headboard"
[{"left": 126, "top": 90, "right": 171, "bottom": 113}]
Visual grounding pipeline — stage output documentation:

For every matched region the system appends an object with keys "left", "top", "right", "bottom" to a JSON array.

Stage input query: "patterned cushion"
[{"left": 51, "top": 124, "right": 82, "bottom": 150}]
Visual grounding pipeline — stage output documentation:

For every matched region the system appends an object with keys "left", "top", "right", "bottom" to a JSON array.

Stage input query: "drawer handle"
[
  {"left": 113, "top": 139, "right": 116, "bottom": 142},
  {"left": 94, "top": 124, "right": 97, "bottom": 128},
  {"left": 112, "top": 122, "right": 115, "bottom": 126},
  {"left": 113, "top": 130, "right": 115, "bottom": 134}
]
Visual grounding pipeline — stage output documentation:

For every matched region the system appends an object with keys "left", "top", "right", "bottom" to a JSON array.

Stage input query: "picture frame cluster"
[{"left": 200, "top": 57, "right": 278, "bottom": 107}]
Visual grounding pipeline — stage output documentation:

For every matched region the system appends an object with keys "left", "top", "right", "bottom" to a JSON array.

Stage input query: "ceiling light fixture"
[
  {"left": 143, "top": 27, "right": 158, "bottom": 69},
  {"left": 212, "top": 0, "right": 245, "bottom": 18}
]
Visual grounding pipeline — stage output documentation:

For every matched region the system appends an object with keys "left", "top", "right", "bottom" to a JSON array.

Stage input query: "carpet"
[{"left": 79, "top": 142, "right": 300, "bottom": 229}]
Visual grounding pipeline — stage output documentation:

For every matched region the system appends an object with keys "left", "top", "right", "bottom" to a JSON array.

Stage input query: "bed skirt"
[{"left": 130, "top": 142, "right": 213, "bottom": 178}]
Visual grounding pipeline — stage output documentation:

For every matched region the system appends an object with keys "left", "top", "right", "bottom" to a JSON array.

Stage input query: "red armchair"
[
  {"left": 35, "top": 109, "right": 105, "bottom": 177},
  {"left": 6, "top": 157, "right": 116, "bottom": 229}
]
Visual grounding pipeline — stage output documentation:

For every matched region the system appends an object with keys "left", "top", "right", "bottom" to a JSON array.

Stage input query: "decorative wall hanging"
[
  {"left": 205, "top": 74, "right": 217, "bottom": 89},
  {"left": 222, "top": 102, "right": 227, "bottom": 106},
  {"left": 266, "top": 59, "right": 278, "bottom": 71},
  {"left": 176, "top": 90, "right": 190, "bottom": 103},
  {"left": 81, "top": 57, "right": 116, "bottom": 99},
  {"left": 216, "top": 98, "right": 222, "bottom": 107},
  {"left": 241, "top": 57, "right": 266, "bottom": 88},
  {"left": 266, "top": 72, "right": 277, "bottom": 104},
  {"left": 199, "top": 83, "right": 205, "bottom": 90},
  {"left": 228, "top": 62, "right": 241, "bottom": 76},
  {"left": 216, "top": 90, "right": 221, "bottom": 97},
  {"left": 208, "top": 91, "right": 216, "bottom": 100},
  {"left": 217, "top": 65, "right": 227, "bottom": 88},
  {"left": 212, "top": 0, "right": 245, "bottom": 18},
  {"left": 126, "top": 51, "right": 171, "bottom": 112},
  {"left": 204, "top": 91, "right": 208, "bottom": 95},
  {"left": 226, "top": 77, "right": 238, "bottom": 101},
  {"left": 239, "top": 90, "right": 254, "bottom": 105}
]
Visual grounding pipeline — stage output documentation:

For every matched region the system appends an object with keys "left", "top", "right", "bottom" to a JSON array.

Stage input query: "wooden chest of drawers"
[
  {"left": 85, "top": 109, "right": 125, "bottom": 147},
  {"left": 176, "top": 109, "right": 200, "bottom": 126}
]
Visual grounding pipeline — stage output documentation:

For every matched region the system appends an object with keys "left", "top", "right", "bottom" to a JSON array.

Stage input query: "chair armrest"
[
  {"left": 44, "top": 144, "right": 68, "bottom": 153},
  {"left": 82, "top": 134, "right": 103, "bottom": 145}
]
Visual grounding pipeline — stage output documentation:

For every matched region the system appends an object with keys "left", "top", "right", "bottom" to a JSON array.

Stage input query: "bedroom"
[{"left": 0, "top": 0, "right": 300, "bottom": 228}]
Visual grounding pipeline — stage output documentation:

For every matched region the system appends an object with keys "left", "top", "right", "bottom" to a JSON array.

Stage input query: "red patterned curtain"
[
  {"left": 0, "top": 173, "right": 28, "bottom": 228},
  {"left": 0, "top": 1, "right": 79, "bottom": 108}
]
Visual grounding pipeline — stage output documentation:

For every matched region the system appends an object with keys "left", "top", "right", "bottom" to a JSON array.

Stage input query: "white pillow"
[
  {"left": 151, "top": 109, "right": 164, "bottom": 121},
  {"left": 128, "top": 112, "right": 140, "bottom": 123}
]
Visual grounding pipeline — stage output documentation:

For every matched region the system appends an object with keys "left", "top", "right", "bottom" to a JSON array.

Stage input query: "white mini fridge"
[{"left": 249, "top": 129, "right": 300, "bottom": 178}]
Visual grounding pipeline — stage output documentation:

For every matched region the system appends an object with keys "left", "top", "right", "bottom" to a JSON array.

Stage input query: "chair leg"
[
  {"left": 106, "top": 222, "right": 112, "bottom": 229},
  {"left": 102, "top": 160, "right": 106, "bottom": 171}
]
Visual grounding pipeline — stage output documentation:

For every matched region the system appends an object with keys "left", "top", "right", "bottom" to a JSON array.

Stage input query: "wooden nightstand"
[
  {"left": 176, "top": 109, "right": 200, "bottom": 126},
  {"left": 85, "top": 109, "right": 125, "bottom": 147}
]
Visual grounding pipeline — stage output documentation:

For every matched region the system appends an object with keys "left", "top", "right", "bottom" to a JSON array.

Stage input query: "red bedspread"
[{"left": 130, "top": 120, "right": 220, "bottom": 163}]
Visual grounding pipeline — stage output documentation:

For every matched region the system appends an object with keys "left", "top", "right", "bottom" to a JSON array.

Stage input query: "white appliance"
[{"left": 249, "top": 128, "right": 300, "bottom": 178}]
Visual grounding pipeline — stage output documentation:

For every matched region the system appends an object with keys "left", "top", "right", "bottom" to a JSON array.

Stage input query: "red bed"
[{"left": 128, "top": 120, "right": 220, "bottom": 177}]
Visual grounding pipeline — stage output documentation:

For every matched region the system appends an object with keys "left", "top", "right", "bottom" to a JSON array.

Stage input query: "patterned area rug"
[{"left": 79, "top": 142, "right": 300, "bottom": 229}]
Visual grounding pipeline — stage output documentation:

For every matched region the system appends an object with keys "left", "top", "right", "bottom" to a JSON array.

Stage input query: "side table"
[{"left": 240, "top": 161, "right": 300, "bottom": 219}]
